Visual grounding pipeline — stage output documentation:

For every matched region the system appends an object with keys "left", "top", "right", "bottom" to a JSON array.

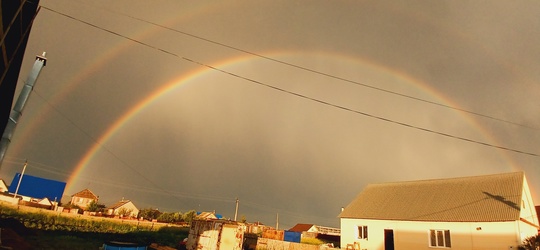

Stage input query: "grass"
[
  {"left": 23, "top": 227, "right": 189, "bottom": 249},
  {"left": 0, "top": 202, "right": 189, "bottom": 248}
]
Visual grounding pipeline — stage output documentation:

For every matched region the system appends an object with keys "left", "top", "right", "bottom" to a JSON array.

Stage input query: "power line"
[
  {"left": 40, "top": 5, "right": 540, "bottom": 159},
  {"left": 67, "top": 1, "right": 539, "bottom": 131},
  {"left": 28, "top": 86, "right": 193, "bottom": 206},
  {"left": 16, "top": 89, "right": 248, "bottom": 206}
]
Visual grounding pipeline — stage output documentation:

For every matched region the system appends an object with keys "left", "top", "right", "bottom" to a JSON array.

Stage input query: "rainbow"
[
  {"left": 63, "top": 51, "right": 515, "bottom": 192},
  {"left": 9, "top": 2, "right": 523, "bottom": 194},
  {"left": 8, "top": 1, "right": 221, "bottom": 155}
]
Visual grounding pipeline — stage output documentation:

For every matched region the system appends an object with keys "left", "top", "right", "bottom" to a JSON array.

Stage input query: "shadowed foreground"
[{"left": 0, "top": 217, "right": 187, "bottom": 249}]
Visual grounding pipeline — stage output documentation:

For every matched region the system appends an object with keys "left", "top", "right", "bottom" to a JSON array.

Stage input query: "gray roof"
[
  {"left": 339, "top": 172, "right": 524, "bottom": 222},
  {"left": 109, "top": 200, "right": 133, "bottom": 210}
]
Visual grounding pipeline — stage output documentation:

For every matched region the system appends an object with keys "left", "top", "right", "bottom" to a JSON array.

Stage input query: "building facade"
[
  {"left": 70, "top": 189, "right": 98, "bottom": 210},
  {"left": 106, "top": 199, "right": 139, "bottom": 218},
  {"left": 340, "top": 172, "right": 538, "bottom": 250}
]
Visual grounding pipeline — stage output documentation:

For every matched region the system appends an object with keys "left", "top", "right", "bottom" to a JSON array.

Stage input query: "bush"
[
  {"left": 519, "top": 235, "right": 540, "bottom": 250},
  {"left": 0, "top": 203, "right": 150, "bottom": 233},
  {"left": 301, "top": 237, "right": 324, "bottom": 245}
]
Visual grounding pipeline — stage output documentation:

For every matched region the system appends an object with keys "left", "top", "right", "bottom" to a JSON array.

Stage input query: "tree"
[
  {"left": 86, "top": 200, "right": 105, "bottom": 212},
  {"left": 183, "top": 210, "right": 197, "bottom": 224},
  {"left": 172, "top": 212, "right": 183, "bottom": 222},
  {"left": 157, "top": 212, "right": 174, "bottom": 223},
  {"left": 518, "top": 235, "right": 540, "bottom": 250},
  {"left": 117, "top": 207, "right": 133, "bottom": 218},
  {"left": 139, "top": 208, "right": 161, "bottom": 221}
]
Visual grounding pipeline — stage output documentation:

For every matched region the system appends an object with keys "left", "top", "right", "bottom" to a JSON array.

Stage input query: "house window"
[
  {"left": 429, "top": 229, "right": 451, "bottom": 248},
  {"left": 357, "top": 225, "right": 368, "bottom": 239}
]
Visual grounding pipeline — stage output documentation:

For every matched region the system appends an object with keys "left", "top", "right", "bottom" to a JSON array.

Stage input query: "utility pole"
[
  {"left": 0, "top": 52, "right": 47, "bottom": 168},
  {"left": 234, "top": 198, "right": 239, "bottom": 221},
  {"left": 13, "top": 160, "right": 27, "bottom": 199},
  {"left": 276, "top": 213, "right": 279, "bottom": 230}
]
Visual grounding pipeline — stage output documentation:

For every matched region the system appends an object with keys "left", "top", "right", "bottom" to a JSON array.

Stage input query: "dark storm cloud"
[{"left": 2, "top": 0, "right": 539, "bottom": 229}]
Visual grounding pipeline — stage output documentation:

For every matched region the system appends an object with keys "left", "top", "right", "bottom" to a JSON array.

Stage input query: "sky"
[{"left": 1, "top": 0, "right": 539, "bottom": 229}]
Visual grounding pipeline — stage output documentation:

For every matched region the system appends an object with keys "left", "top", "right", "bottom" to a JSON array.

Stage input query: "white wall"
[
  {"left": 519, "top": 176, "right": 539, "bottom": 242},
  {"left": 0, "top": 195, "right": 19, "bottom": 204},
  {"left": 341, "top": 218, "right": 529, "bottom": 250},
  {"left": 115, "top": 202, "right": 139, "bottom": 218}
]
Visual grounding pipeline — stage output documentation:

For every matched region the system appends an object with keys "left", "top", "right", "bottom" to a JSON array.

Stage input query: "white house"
[
  {"left": 106, "top": 199, "right": 139, "bottom": 218},
  {"left": 0, "top": 179, "right": 8, "bottom": 192},
  {"left": 70, "top": 188, "right": 98, "bottom": 210},
  {"left": 339, "top": 172, "right": 538, "bottom": 250},
  {"left": 289, "top": 223, "right": 341, "bottom": 238}
]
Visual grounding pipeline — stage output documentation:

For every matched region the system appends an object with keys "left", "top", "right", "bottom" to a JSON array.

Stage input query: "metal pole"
[
  {"left": 0, "top": 52, "right": 47, "bottom": 167},
  {"left": 234, "top": 198, "right": 239, "bottom": 221},
  {"left": 13, "top": 160, "right": 27, "bottom": 198},
  {"left": 276, "top": 213, "right": 279, "bottom": 230}
]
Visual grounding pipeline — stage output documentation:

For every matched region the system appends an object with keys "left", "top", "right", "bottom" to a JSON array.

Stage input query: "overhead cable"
[
  {"left": 40, "top": 5, "right": 540, "bottom": 158},
  {"left": 65, "top": 1, "right": 538, "bottom": 131}
]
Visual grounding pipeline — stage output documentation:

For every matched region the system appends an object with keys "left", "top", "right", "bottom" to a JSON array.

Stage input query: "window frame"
[
  {"left": 357, "top": 225, "right": 368, "bottom": 240},
  {"left": 429, "top": 229, "right": 451, "bottom": 248}
]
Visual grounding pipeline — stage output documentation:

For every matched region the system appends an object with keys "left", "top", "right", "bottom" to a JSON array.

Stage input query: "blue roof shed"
[{"left": 8, "top": 173, "right": 66, "bottom": 201}]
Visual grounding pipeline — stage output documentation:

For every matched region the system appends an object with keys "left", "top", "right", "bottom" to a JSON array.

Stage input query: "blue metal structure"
[
  {"left": 8, "top": 173, "right": 66, "bottom": 201},
  {"left": 284, "top": 231, "right": 302, "bottom": 243}
]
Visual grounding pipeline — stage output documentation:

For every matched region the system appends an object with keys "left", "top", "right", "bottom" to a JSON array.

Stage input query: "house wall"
[
  {"left": 341, "top": 218, "right": 530, "bottom": 250},
  {"left": 519, "top": 176, "right": 539, "bottom": 239},
  {"left": 119, "top": 202, "right": 139, "bottom": 218},
  {"left": 518, "top": 220, "right": 538, "bottom": 243},
  {"left": 0, "top": 195, "right": 18, "bottom": 204},
  {"left": 70, "top": 196, "right": 95, "bottom": 209},
  {"left": 0, "top": 181, "right": 8, "bottom": 192}
]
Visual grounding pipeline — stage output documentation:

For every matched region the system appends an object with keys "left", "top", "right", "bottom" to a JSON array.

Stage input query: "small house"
[
  {"left": 70, "top": 188, "right": 98, "bottom": 210},
  {"left": 289, "top": 224, "right": 318, "bottom": 239},
  {"left": 196, "top": 211, "right": 223, "bottom": 220},
  {"left": 7, "top": 173, "right": 65, "bottom": 207},
  {"left": 106, "top": 199, "right": 139, "bottom": 218},
  {"left": 339, "top": 172, "right": 538, "bottom": 250},
  {"left": 288, "top": 223, "right": 341, "bottom": 245},
  {"left": 0, "top": 179, "right": 8, "bottom": 192}
]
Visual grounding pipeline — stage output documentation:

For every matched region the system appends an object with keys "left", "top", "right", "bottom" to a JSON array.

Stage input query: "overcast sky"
[{"left": 2, "top": 0, "right": 539, "bottom": 229}]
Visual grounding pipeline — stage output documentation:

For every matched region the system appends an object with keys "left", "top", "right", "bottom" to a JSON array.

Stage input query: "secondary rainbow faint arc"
[
  {"left": 14, "top": 2, "right": 519, "bottom": 187},
  {"left": 64, "top": 52, "right": 513, "bottom": 192},
  {"left": 64, "top": 66, "right": 197, "bottom": 191},
  {"left": 8, "top": 2, "right": 221, "bottom": 157}
]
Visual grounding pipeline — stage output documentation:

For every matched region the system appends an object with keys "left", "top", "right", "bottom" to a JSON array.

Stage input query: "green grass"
[
  {"left": 23, "top": 227, "right": 190, "bottom": 249},
  {"left": 0, "top": 203, "right": 189, "bottom": 248}
]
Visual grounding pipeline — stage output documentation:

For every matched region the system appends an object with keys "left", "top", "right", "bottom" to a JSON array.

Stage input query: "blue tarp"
[
  {"left": 8, "top": 173, "right": 66, "bottom": 201},
  {"left": 284, "top": 231, "right": 301, "bottom": 243}
]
